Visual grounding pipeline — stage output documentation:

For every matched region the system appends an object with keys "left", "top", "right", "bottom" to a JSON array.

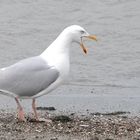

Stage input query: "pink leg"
[
  {"left": 32, "top": 99, "right": 52, "bottom": 123},
  {"left": 15, "top": 97, "right": 26, "bottom": 121},
  {"left": 32, "top": 98, "right": 39, "bottom": 120}
]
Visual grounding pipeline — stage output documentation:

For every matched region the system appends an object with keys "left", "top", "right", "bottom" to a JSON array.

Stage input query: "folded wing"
[{"left": 0, "top": 56, "right": 59, "bottom": 97}]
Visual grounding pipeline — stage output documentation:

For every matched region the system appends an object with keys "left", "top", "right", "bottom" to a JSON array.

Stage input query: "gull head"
[{"left": 62, "top": 25, "right": 97, "bottom": 54}]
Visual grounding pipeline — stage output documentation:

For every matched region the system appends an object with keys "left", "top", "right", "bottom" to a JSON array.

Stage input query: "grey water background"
[{"left": 0, "top": 0, "right": 140, "bottom": 115}]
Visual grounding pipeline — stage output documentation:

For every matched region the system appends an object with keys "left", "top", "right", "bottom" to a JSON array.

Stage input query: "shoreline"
[{"left": 0, "top": 109, "right": 140, "bottom": 140}]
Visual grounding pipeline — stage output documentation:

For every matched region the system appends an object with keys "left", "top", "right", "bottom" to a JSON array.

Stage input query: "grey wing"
[{"left": 0, "top": 56, "right": 59, "bottom": 97}]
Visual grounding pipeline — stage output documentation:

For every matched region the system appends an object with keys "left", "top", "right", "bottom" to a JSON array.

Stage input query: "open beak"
[
  {"left": 80, "top": 42, "right": 88, "bottom": 54},
  {"left": 80, "top": 35, "right": 97, "bottom": 54},
  {"left": 84, "top": 35, "right": 97, "bottom": 41}
]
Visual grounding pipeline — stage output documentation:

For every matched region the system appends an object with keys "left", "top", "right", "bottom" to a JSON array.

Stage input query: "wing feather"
[{"left": 0, "top": 56, "right": 59, "bottom": 97}]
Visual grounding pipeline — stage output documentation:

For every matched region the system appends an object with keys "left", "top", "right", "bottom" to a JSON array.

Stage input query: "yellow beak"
[
  {"left": 80, "top": 42, "right": 87, "bottom": 54},
  {"left": 84, "top": 35, "right": 97, "bottom": 41},
  {"left": 80, "top": 35, "right": 97, "bottom": 54}
]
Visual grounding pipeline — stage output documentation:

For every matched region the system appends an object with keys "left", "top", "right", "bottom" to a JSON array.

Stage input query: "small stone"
[
  {"left": 50, "top": 137, "right": 58, "bottom": 140},
  {"left": 105, "top": 138, "right": 114, "bottom": 140},
  {"left": 35, "top": 129, "right": 42, "bottom": 133},
  {"left": 90, "top": 136, "right": 99, "bottom": 140},
  {"left": 80, "top": 124, "right": 89, "bottom": 128},
  {"left": 136, "top": 128, "right": 140, "bottom": 133},
  {"left": 35, "top": 136, "right": 39, "bottom": 138}
]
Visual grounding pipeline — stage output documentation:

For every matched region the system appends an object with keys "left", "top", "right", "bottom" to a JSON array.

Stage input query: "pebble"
[
  {"left": 80, "top": 124, "right": 89, "bottom": 127},
  {"left": 50, "top": 137, "right": 58, "bottom": 140}
]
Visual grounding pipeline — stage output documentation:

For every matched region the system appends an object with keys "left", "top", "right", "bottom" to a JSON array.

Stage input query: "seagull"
[{"left": 0, "top": 25, "right": 97, "bottom": 121}]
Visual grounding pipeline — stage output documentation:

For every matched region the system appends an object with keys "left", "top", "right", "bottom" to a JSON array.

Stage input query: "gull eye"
[{"left": 80, "top": 30, "right": 85, "bottom": 34}]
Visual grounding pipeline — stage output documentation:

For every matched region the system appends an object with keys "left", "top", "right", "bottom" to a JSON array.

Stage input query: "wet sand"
[{"left": 0, "top": 109, "right": 140, "bottom": 140}]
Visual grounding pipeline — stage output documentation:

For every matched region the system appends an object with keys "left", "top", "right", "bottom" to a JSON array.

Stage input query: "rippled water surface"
[{"left": 0, "top": 0, "right": 140, "bottom": 115}]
